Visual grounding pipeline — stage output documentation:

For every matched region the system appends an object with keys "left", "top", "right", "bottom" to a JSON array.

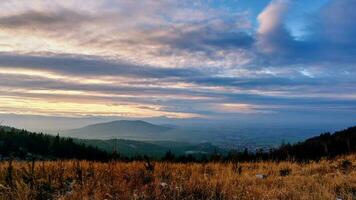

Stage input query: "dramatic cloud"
[
  {"left": 0, "top": 0, "right": 355, "bottom": 128},
  {"left": 256, "top": 0, "right": 295, "bottom": 54},
  {"left": 255, "top": 0, "right": 356, "bottom": 65}
]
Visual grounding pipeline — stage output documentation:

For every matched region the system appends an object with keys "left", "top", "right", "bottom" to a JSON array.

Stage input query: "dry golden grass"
[{"left": 0, "top": 155, "right": 355, "bottom": 200}]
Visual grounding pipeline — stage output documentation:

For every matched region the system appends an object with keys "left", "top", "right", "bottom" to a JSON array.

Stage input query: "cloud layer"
[{"left": 0, "top": 0, "right": 355, "bottom": 125}]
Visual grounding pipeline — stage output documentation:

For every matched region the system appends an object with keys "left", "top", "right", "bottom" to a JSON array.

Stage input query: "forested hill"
[
  {"left": 0, "top": 126, "right": 112, "bottom": 161},
  {"left": 271, "top": 126, "right": 356, "bottom": 161},
  {"left": 237, "top": 126, "right": 356, "bottom": 162}
]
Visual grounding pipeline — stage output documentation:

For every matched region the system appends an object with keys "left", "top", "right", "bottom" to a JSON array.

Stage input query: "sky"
[{"left": 0, "top": 0, "right": 355, "bottom": 131}]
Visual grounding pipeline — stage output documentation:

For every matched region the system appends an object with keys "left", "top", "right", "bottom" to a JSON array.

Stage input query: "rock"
[
  {"left": 160, "top": 182, "right": 168, "bottom": 187},
  {"left": 256, "top": 174, "right": 268, "bottom": 179}
]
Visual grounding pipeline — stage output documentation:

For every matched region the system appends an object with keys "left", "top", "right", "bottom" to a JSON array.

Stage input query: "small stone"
[
  {"left": 256, "top": 174, "right": 267, "bottom": 179},
  {"left": 160, "top": 182, "right": 168, "bottom": 187}
]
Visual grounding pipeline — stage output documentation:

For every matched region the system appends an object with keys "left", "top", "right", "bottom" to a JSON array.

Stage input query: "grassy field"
[{"left": 0, "top": 155, "right": 355, "bottom": 200}]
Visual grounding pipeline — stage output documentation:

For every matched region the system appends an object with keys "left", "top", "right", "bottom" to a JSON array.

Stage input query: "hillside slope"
[
  {"left": 77, "top": 139, "right": 222, "bottom": 158},
  {"left": 0, "top": 126, "right": 111, "bottom": 160},
  {"left": 1, "top": 156, "right": 355, "bottom": 200},
  {"left": 268, "top": 126, "right": 356, "bottom": 161}
]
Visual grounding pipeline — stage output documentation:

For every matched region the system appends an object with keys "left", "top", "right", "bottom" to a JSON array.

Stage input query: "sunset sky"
[{"left": 0, "top": 0, "right": 355, "bottom": 130}]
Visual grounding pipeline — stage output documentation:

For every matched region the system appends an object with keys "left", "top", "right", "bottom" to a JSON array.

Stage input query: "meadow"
[{"left": 0, "top": 155, "right": 355, "bottom": 200}]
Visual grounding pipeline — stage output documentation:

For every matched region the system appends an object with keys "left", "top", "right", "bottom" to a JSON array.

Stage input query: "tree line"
[
  {"left": 0, "top": 125, "right": 355, "bottom": 162},
  {"left": 0, "top": 127, "right": 112, "bottom": 161},
  {"left": 161, "top": 126, "right": 356, "bottom": 162}
]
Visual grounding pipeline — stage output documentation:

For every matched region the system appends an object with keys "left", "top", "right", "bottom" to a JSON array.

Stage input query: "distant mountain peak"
[
  {"left": 108, "top": 120, "right": 155, "bottom": 125},
  {"left": 63, "top": 120, "right": 173, "bottom": 139},
  {"left": 87, "top": 120, "right": 158, "bottom": 126}
]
